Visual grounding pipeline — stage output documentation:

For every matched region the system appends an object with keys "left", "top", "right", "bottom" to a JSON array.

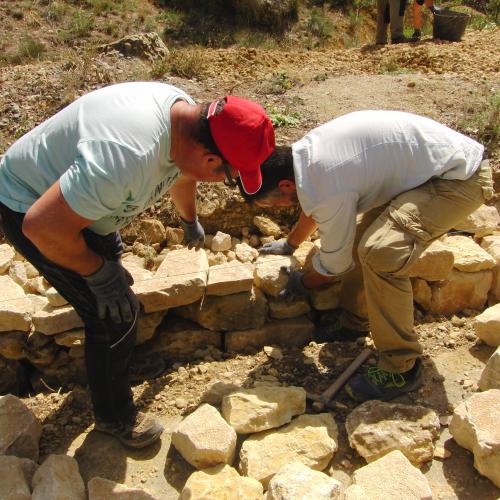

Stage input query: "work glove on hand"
[
  {"left": 259, "top": 240, "right": 296, "bottom": 255},
  {"left": 180, "top": 217, "right": 205, "bottom": 249},
  {"left": 278, "top": 266, "right": 308, "bottom": 302},
  {"left": 84, "top": 260, "right": 140, "bottom": 324}
]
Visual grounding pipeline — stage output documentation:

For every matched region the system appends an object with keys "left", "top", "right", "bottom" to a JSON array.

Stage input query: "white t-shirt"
[
  {"left": 292, "top": 110, "right": 484, "bottom": 276},
  {"left": 0, "top": 82, "right": 195, "bottom": 234}
]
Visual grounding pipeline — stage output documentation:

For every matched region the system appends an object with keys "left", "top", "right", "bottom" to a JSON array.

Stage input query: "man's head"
[
  {"left": 205, "top": 96, "right": 275, "bottom": 194},
  {"left": 171, "top": 96, "right": 274, "bottom": 189},
  {"left": 236, "top": 146, "right": 298, "bottom": 207}
]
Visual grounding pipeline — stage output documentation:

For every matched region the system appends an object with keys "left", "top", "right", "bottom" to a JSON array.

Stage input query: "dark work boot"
[
  {"left": 95, "top": 411, "right": 164, "bottom": 448},
  {"left": 345, "top": 358, "right": 423, "bottom": 402},
  {"left": 391, "top": 36, "right": 413, "bottom": 44}
]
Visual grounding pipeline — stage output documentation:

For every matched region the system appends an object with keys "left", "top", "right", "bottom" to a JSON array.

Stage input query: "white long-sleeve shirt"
[{"left": 292, "top": 110, "right": 484, "bottom": 276}]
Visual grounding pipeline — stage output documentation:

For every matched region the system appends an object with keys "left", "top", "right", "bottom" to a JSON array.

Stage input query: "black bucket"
[{"left": 433, "top": 9, "right": 471, "bottom": 41}]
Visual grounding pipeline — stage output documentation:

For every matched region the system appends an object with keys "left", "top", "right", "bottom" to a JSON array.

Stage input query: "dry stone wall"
[{"left": 1, "top": 204, "right": 500, "bottom": 392}]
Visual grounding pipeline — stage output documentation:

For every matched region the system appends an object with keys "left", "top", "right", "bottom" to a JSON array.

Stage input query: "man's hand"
[
  {"left": 83, "top": 260, "right": 139, "bottom": 324},
  {"left": 259, "top": 240, "right": 296, "bottom": 255},
  {"left": 180, "top": 217, "right": 205, "bottom": 249},
  {"left": 278, "top": 266, "right": 308, "bottom": 301}
]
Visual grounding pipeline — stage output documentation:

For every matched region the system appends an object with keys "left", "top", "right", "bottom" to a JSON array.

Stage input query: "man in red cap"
[{"left": 0, "top": 82, "right": 274, "bottom": 448}]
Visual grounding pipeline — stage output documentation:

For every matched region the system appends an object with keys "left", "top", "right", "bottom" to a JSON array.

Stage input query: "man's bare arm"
[
  {"left": 287, "top": 210, "right": 318, "bottom": 247},
  {"left": 168, "top": 174, "right": 197, "bottom": 222},
  {"left": 22, "top": 181, "right": 103, "bottom": 276}
]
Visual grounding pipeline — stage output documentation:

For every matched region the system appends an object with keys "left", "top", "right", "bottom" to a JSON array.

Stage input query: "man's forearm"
[
  {"left": 287, "top": 210, "right": 318, "bottom": 248},
  {"left": 169, "top": 175, "right": 197, "bottom": 222}
]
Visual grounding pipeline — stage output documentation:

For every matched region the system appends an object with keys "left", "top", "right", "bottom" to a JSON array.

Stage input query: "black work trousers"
[{"left": 0, "top": 203, "right": 137, "bottom": 423}]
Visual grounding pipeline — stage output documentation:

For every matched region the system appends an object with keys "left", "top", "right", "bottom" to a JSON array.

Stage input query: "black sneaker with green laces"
[
  {"left": 95, "top": 411, "right": 164, "bottom": 449},
  {"left": 345, "top": 358, "right": 423, "bottom": 402}
]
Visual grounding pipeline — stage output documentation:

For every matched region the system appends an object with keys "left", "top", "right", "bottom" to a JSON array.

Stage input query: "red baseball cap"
[{"left": 208, "top": 96, "right": 275, "bottom": 195}]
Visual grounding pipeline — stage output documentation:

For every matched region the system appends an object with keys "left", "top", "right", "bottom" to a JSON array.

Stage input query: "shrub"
[{"left": 168, "top": 48, "right": 205, "bottom": 79}]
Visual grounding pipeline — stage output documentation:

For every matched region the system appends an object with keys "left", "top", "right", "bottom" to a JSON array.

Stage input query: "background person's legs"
[
  {"left": 0, "top": 204, "right": 137, "bottom": 423},
  {"left": 389, "top": 0, "right": 406, "bottom": 41},
  {"left": 376, "top": 0, "right": 391, "bottom": 43}
]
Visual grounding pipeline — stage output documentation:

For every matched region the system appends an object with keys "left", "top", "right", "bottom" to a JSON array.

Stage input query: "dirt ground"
[{"left": 1, "top": 21, "right": 499, "bottom": 499}]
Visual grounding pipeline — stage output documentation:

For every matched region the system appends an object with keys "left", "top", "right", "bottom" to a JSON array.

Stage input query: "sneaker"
[
  {"left": 430, "top": 5, "right": 442, "bottom": 14},
  {"left": 345, "top": 358, "right": 423, "bottom": 402},
  {"left": 95, "top": 412, "right": 164, "bottom": 448}
]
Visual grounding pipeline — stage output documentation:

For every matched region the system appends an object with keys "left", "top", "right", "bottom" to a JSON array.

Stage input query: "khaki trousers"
[{"left": 340, "top": 160, "right": 493, "bottom": 373}]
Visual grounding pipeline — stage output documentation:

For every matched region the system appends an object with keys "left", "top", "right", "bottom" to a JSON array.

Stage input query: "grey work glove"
[
  {"left": 180, "top": 217, "right": 205, "bottom": 249},
  {"left": 259, "top": 240, "right": 296, "bottom": 255},
  {"left": 84, "top": 260, "right": 139, "bottom": 324},
  {"left": 278, "top": 266, "right": 309, "bottom": 302}
]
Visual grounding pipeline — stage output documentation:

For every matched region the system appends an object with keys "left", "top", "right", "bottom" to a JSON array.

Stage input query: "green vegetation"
[
  {"left": 460, "top": 91, "right": 500, "bottom": 150},
  {"left": 267, "top": 107, "right": 301, "bottom": 128},
  {"left": 0, "top": 36, "right": 46, "bottom": 66}
]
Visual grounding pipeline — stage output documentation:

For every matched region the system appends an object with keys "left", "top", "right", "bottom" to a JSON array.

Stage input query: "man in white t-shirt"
[
  {"left": 238, "top": 110, "right": 492, "bottom": 402},
  {"left": 0, "top": 82, "right": 275, "bottom": 447}
]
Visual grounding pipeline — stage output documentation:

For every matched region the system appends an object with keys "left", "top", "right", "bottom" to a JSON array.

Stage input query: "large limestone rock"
[
  {"left": 479, "top": 346, "right": 500, "bottom": 390},
  {"left": 474, "top": 303, "right": 500, "bottom": 346},
  {"left": 32, "top": 454, "right": 85, "bottom": 500},
  {"left": 480, "top": 235, "right": 500, "bottom": 302},
  {"left": 0, "top": 394, "right": 42, "bottom": 461},
  {"left": 449, "top": 390, "right": 500, "bottom": 487},
  {"left": 138, "top": 317, "right": 221, "bottom": 359},
  {"left": 135, "top": 218, "right": 166, "bottom": 245},
  {"left": 211, "top": 231, "right": 232, "bottom": 252},
  {"left": 0, "top": 275, "right": 32, "bottom": 332},
  {"left": 221, "top": 386, "right": 306, "bottom": 433},
  {"left": 0, "top": 455, "right": 37, "bottom": 500},
  {"left": 441, "top": 235, "right": 496, "bottom": 272},
  {"left": 88, "top": 477, "right": 159, "bottom": 499},
  {"left": 32, "top": 304, "right": 84, "bottom": 335},
  {"left": 268, "top": 296, "right": 310, "bottom": 319},
  {"left": 172, "top": 404, "right": 237, "bottom": 469},
  {"left": 0, "top": 331, "right": 27, "bottom": 360},
  {"left": 266, "top": 462, "right": 342, "bottom": 500},
  {"left": 181, "top": 464, "right": 263, "bottom": 500},
  {"left": 45, "top": 287, "right": 68, "bottom": 307},
  {"left": 225, "top": 316, "right": 314, "bottom": 352},
  {"left": 254, "top": 255, "right": 299, "bottom": 297},
  {"left": 177, "top": 287, "right": 268, "bottom": 331},
  {"left": 408, "top": 239, "right": 454, "bottom": 281},
  {"left": 429, "top": 269, "right": 492, "bottom": 314},
  {"left": 206, "top": 261, "right": 254, "bottom": 296},
  {"left": 412, "top": 278, "right": 432, "bottom": 310},
  {"left": 253, "top": 216, "right": 282, "bottom": 238},
  {"left": 0, "top": 243, "right": 15, "bottom": 273},
  {"left": 454, "top": 204, "right": 500, "bottom": 237},
  {"left": 239, "top": 413, "right": 338, "bottom": 487},
  {"left": 345, "top": 400, "right": 440, "bottom": 466},
  {"left": 134, "top": 248, "right": 208, "bottom": 313},
  {"left": 349, "top": 450, "right": 432, "bottom": 499},
  {"left": 136, "top": 310, "right": 168, "bottom": 345},
  {"left": 310, "top": 281, "right": 342, "bottom": 310},
  {"left": 54, "top": 328, "right": 85, "bottom": 347},
  {"left": 99, "top": 32, "right": 169, "bottom": 61},
  {"left": 235, "top": 242, "right": 259, "bottom": 263}
]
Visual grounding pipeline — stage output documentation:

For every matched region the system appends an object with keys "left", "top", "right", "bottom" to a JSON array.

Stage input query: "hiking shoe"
[
  {"left": 345, "top": 358, "right": 423, "bottom": 402},
  {"left": 95, "top": 412, "right": 164, "bottom": 448}
]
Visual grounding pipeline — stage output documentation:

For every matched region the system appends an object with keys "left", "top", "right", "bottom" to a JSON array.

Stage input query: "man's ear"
[{"left": 278, "top": 179, "right": 296, "bottom": 194}]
